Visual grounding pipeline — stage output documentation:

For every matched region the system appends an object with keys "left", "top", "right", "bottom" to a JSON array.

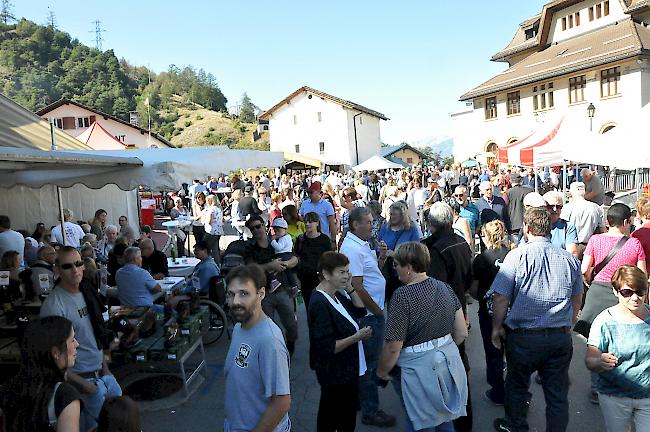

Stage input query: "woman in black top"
[
  {"left": 0, "top": 316, "right": 82, "bottom": 431},
  {"left": 470, "top": 219, "right": 510, "bottom": 405},
  {"left": 308, "top": 252, "right": 371, "bottom": 432},
  {"left": 295, "top": 211, "right": 332, "bottom": 310}
]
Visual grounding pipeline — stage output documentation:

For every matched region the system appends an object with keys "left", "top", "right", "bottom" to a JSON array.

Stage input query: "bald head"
[{"left": 139, "top": 238, "right": 155, "bottom": 257}]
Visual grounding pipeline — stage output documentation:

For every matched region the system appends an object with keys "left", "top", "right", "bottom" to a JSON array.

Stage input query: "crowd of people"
[{"left": 0, "top": 162, "right": 649, "bottom": 432}]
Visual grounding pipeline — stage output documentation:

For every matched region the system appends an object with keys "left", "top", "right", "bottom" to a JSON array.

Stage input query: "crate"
[{"left": 148, "top": 337, "right": 189, "bottom": 362}]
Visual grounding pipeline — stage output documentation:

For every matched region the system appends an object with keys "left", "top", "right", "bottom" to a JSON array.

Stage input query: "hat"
[
  {"left": 523, "top": 192, "right": 547, "bottom": 208},
  {"left": 244, "top": 185, "right": 253, "bottom": 193},
  {"left": 427, "top": 177, "right": 435, "bottom": 183},
  {"left": 271, "top": 218, "right": 288, "bottom": 229},
  {"left": 306, "top": 181, "right": 322, "bottom": 193},
  {"left": 510, "top": 173, "right": 522, "bottom": 184}
]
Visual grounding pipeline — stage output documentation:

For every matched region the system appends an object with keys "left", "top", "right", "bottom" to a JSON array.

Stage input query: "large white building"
[
  {"left": 36, "top": 99, "right": 174, "bottom": 149},
  {"left": 259, "top": 86, "right": 388, "bottom": 171},
  {"left": 453, "top": 0, "right": 650, "bottom": 163}
]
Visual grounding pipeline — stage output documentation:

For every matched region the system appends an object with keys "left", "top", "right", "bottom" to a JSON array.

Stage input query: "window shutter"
[
  {"left": 89, "top": 115, "right": 96, "bottom": 125},
  {"left": 62, "top": 117, "right": 75, "bottom": 129}
]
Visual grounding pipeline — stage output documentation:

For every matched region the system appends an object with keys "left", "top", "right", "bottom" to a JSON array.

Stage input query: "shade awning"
[
  {"left": 352, "top": 155, "right": 403, "bottom": 172},
  {"left": 77, "top": 121, "right": 129, "bottom": 150},
  {"left": 283, "top": 152, "right": 321, "bottom": 168},
  {"left": 499, "top": 116, "right": 567, "bottom": 167}
]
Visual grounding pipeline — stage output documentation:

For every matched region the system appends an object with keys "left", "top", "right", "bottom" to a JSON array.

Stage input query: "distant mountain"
[{"left": 408, "top": 136, "right": 453, "bottom": 157}]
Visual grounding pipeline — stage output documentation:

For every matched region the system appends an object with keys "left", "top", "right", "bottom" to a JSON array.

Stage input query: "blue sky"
[{"left": 16, "top": 0, "right": 547, "bottom": 144}]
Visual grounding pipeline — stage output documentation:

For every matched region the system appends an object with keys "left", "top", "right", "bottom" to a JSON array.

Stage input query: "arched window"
[
  {"left": 600, "top": 123, "right": 616, "bottom": 134},
  {"left": 507, "top": 137, "right": 519, "bottom": 145},
  {"left": 485, "top": 142, "right": 498, "bottom": 153}
]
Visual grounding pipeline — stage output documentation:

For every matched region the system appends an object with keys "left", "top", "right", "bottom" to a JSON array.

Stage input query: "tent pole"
[
  {"left": 534, "top": 161, "right": 538, "bottom": 192},
  {"left": 49, "top": 119, "right": 67, "bottom": 246},
  {"left": 637, "top": 167, "right": 641, "bottom": 203},
  {"left": 563, "top": 160, "right": 567, "bottom": 195}
]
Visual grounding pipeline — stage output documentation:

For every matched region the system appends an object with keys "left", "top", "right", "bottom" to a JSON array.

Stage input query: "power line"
[{"left": 89, "top": 20, "right": 105, "bottom": 51}]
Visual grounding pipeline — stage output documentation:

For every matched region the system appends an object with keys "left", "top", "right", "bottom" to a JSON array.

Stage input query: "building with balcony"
[
  {"left": 454, "top": 0, "right": 650, "bottom": 164},
  {"left": 36, "top": 99, "right": 174, "bottom": 149},
  {"left": 259, "top": 86, "right": 388, "bottom": 171}
]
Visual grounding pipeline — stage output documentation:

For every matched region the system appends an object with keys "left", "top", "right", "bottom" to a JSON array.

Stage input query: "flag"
[{"left": 143, "top": 97, "right": 149, "bottom": 107}]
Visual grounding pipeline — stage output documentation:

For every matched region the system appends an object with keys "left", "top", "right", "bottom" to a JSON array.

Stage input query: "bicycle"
[{"left": 199, "top": 275, "right": 230, "bottom": 345}]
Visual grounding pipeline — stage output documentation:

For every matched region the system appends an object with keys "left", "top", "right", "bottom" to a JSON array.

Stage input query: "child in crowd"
[{"left": 270, "top": 218, "right": 299, "bottom": 296}]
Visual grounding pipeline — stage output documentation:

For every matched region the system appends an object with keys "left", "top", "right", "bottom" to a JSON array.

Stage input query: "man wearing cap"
[
  {"left": 543, "top": 191, "right": 579, "bottom": 258},
  {"left": 505, "top": 173, "right": 532, "bottom": 241},
  {"left": 299, "top": 181, "right": 337, "bottom": 245},
  {"left": 238, "top": 185, "right": 262, "bottom": 220}
]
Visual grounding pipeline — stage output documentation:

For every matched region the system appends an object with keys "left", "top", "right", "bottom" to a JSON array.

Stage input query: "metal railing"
[{"left": 602, "top": 171, "right": 650, "bottom": 193}]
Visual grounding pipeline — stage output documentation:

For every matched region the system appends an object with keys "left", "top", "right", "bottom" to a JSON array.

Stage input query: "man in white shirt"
[
  {"left": 0, "top": 215, "right": 25, "bottom": 265},
  {"left": 340, "top": 207, "right": 396, "bottom": 427},
  {"left": 560, "top": 182, "right": 605, "bottom": 256},
  {"left": 51, "top": 208, "right": 86, "bottom": 247}
]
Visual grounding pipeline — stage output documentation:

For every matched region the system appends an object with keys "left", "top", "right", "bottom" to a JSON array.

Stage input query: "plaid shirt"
[{"left": 490, "top": 237, "right": 583, "bottom": 329}]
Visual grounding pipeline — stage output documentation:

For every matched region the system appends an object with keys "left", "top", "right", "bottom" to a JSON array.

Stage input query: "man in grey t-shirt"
[
  {"left": 581, "top": 168, "right": 605, "bottom": 206},
  {"left": 224, "top": 264, "right": 291, "bottom": 432},
  {"left": 40, "top": 246, "right": 122, "bottom": 431}
]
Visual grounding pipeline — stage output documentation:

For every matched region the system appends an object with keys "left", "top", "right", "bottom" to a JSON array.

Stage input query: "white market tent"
[
  {"left": 352, "top": 155, "right": 403, "bottom": 172},
  {"left": 562, "top": 103, "right": 650, "bottom": 170}
]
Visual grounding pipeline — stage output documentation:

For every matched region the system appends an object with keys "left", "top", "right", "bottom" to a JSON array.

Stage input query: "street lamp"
[{"left": 587, "top": 103, "right": 596, "bottom": 132}]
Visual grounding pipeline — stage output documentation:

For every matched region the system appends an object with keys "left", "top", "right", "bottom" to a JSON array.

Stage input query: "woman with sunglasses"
[{"left": 586, "top": 265, "right": 650, "bottom": 431}]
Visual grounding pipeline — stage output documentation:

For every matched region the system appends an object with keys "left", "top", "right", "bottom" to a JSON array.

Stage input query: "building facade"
[
  {"left": 36, "top": 99, "right": 174, "bottom": 149},
  {"left": 381, "top": 143, "right": 428, "bottom": 166},
  {"left": 259, "top": 86, "right": 388, "bottom": 169},
  {"left": 453, "top": 0, "right": 650, "bottom": 163}
]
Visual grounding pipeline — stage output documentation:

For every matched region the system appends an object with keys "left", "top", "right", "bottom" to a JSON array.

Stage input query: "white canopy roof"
[
  {"left": 562, "top": 103, "right": 650, "bottom": 170},
  {"left": 352, "top": 155, "right": 403, "bottom": 172},
  {"left": 0, "top": 147, "right": 284, "bottom": 190}
]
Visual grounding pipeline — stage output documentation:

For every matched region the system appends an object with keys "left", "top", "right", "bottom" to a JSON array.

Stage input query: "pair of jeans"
[
  {"left": 478, "top": 304, "right": 505, "bottom": 402},
  {"left": 358, "top": 314, "right": 385, "bottom": 417},
  {"left": 503, "top": 329, "right": 573, "bottom": 432},
  {"left": 80, "top": 373, "right": 122, "bottom": 431},
  {"left": 391, "top": 368, "right": 455, "bottom": 432},
  {"left": 317, "top": 383, "right": 358, "bottom": 432}
]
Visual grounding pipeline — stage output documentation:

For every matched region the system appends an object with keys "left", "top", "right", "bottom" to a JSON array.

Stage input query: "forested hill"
[{"left": 0, "top": 18, "right": 229, "bottom": 141}]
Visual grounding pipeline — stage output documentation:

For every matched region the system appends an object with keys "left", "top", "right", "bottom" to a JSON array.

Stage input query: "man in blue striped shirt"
[{"left": 490, "top": 207, "right": 583, "bottom": 432}]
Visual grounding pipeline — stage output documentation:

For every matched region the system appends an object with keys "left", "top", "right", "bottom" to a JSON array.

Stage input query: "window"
[
  {"left": 589, "top": 7, "right": 594, "bottom": 21},
  {"left": 406, "top": 157, "right": 413, "bottom": 164},
  {"left": 317, "top": 112, "right": 322, "bottom": 122},
  {"left": 76, "top": 117, "right": 90, "bottom": 128},
  {"left": 358, "top": 116, "right": 363, "bottom": 125},
  {"left": 601, "top": 67, "right": 620, "bottom": 97},
  {"left": 596, "top": 3, "right": 602, "bottom": 18},
  {"left": 319, "top": 142, "right": 325, "bottom": 154},
  {"left": 293, "top": 115, "right": 297, "bottom": 125},
  {"left": 52, "top": 118, "right": 63, "bottom": 129},
  {"left": 507, "top": 91, "right": 520, "bottom": 115},
  {"left": 484, "top": 97, "right": 497, "bottom": 119},
  {"left": 295, "top": 144, "right": 300, "bottom": 153},
  {"left": 562, "top": 17, "right": 567, "bottom": 31},
  {"left": 604, "top": 0, "right": 609, "bottom": 16},
  {"left": 576, "top": 11, "right": 580, "bottom": 26},
  {"left": 533, "top": 83, "right": 554, "bottom": 111},
  {"left": 569, "top": 75, "right": 586, "bottom": 103},
  {"left": 568, "top": 15, "right": 573, "bottom": 28}
]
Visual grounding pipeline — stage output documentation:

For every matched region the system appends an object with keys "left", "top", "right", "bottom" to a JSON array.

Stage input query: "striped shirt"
[{"left": 490, "top": 237, "right": 583, "bottom": 329}]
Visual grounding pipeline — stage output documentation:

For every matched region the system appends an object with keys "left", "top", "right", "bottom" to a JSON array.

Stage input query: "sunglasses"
[
  {"left": 453, "top": 194, "right": 465, "bottom": 198},
  {"left": 618, "top": 288, "right": 647, "bottom": 298},
  {"left": 547, "top": 205, "right": 563, "bottom": 211},
  {"left": 249, "top": 224, "right": 264, "bottom": 230},
  {"left": 60, "top": 261, "right": 84, "bottom": 270}
]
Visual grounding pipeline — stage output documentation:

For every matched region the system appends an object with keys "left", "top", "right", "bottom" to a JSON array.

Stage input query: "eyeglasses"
[
  {"left": 547, "top": 205, "right": 563, "bottom": 211},
  {"left": 453, "top": 194, "right": 465, "bottom": 198},
  {"left": 60, "top": 261, "right": 84, "bottom": 270},
  {"left": 249, "top": 224, "right": 264, "bottom": 230},
  {"left": 618, "top": 288, "right": 647, "bottom": 298}
]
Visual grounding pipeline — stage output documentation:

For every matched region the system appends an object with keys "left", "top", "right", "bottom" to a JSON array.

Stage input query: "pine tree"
[
  {"left": 46, "top": 8, "right": 56, "bottom": 29},
  {"left": 0, "top": 0, "right": 15, "bottom": 24},
  {"left": 239, "top": 92, "right": 256, "bottom": 123}
]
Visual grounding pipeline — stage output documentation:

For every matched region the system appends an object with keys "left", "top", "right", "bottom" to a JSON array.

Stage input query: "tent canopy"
[
  {"left": 77, "top": 121, "right": 129, "bottom": 150},
  {"left": 352, "top": 155, "right": 403, "bottom": 172},
  {"left": 0, "top": 93, "right": 92, "bottom": 151},
  {"left": 563, "top": 103, "right": 650, "bottom": 170}
]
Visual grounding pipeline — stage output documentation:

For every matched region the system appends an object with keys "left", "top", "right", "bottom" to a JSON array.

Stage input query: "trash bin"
[{"left": 141, "top": 198, "right": 156, "bottom": 227}]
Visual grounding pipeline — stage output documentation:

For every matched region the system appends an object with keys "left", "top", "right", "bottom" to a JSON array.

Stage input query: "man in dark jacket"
[
  {"left": 475, "top": 180, "right": 511, "bottom": 232},
  {"left": 238, "top": 186, "right": 262, "bottom": 220},
  {"left": 505, "top": 173, "right": 532, "bottom": 239},
  {"left": 422, "top": 201, "right": 474, "bottom": 432}
]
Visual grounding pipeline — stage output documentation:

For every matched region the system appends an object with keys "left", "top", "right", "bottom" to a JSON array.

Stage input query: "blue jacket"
[{"left": 185, "top": 257, "right": 220, "bottom": 294}]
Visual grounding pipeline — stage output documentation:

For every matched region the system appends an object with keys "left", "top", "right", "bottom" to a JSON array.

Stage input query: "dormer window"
[
  {"left": 562, "top": 11, "right": 581, "bottom": 31},
  {"left": 589, "top": 1, "right": 609, "bottom": 21},
  {"left": 524, "top": 28, "right": 537, "bottom": 40}
]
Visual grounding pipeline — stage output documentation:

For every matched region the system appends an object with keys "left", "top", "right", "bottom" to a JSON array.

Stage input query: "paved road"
[{"left": 140, "top": 298, "right": 607, "bottom": 432}]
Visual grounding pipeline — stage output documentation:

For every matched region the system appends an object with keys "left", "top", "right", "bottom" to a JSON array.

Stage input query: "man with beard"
[{"left": 224, "top": 264, "right": 291, "bottom": 432}]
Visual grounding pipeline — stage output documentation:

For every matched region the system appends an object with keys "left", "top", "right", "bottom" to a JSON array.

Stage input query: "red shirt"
[{"left": 631, "top": 222, "right": 650, "bottom": 270}]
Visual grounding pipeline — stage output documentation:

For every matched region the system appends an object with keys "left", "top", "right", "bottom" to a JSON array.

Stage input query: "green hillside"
[{"left": 0, "top": 18, "right": 265, "bottom": 148}]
